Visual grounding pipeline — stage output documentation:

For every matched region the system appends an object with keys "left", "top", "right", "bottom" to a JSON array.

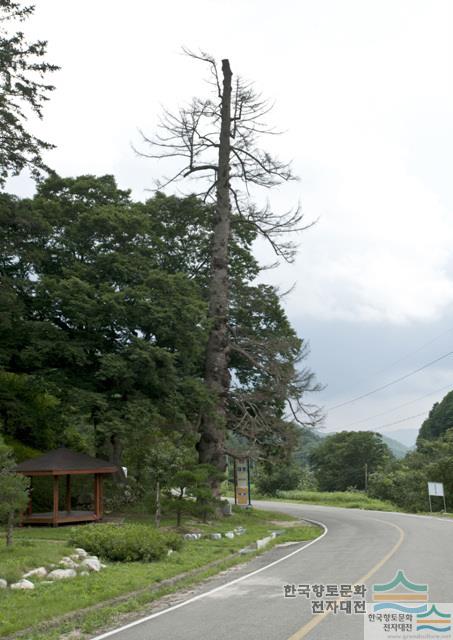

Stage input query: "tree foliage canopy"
[
  {"left": 0, "top": 0, "right": 58, "bottom": 186},
  {"left": 417, "top": 391, "right": 453, "bottom": 445},
  {"left": 1, "top": 174, "right": 318, "bottom": 496},
  {"left": 309, "top": 431, "right": 392, "bottom": 492}
]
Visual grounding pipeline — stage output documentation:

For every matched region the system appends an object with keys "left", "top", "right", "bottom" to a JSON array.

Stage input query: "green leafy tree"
[
  {"left": 0, "top": 1, "right": 59, "bottom": 186},
  {"left": 163, "top": 465, "right": 223, "bottom": 525},
  {"left": 309, "top": 431, "right": 393, "bottom": 492},
  {"left": 0, "top": 371, "right": 60, "bottom": 449},
  {"left": 0, "top": 438, "right": 29, "bottom": 545},
  {"left": 368, "top": 462, "right": 428, "bottom": 512},
  {"left": 137, "top": 433, "right": 196, "bottom": 527},
  {"left": 255, "top": 461, "right": 303, "bottom": 496},
  {"left": 184, "top": 464, "right": 224, "bottom": 523},
  {"left": 417, "top": 390, "right": 453, "bottom": 445},
  {"left": 1, "top": 173, "right": 320, "bottom": 507},
  {"left": 370, "top": 428, "right": 453, "bottom": 512},
  {"left": 0, "top": 176, "right": 209, "bottom": 460},
  {"left": 228, "top": 285, "right": 322, "bottom": 462},
  {"left": 163, "top": 469, "right": 199, "bottom": 527}
]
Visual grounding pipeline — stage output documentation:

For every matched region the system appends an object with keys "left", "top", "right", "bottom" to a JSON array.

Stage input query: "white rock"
[
  {"left": 0, "top": 579, "right": 7, "bottom": 589},
  {"left": 60, "top": 558, "right": 78, "bottom": 569},
  {"left": 81, "top": 557, "right": 101, "bottom": 572},
  {"left": 210, "top": 533, "right": 222, "bottom": 540},
  {"left": 239, "top": 546, "right": 254, "bottom": 555},
  {"left": 167, "top": 549, "right": 174, "bottom": 556},
  {"left": 100, "top": 563, "right": 107, "bottom": 569},
  {"left": 11, "top": 579, "right": 35, "bottom": 590},
  {"left": 255, "top": 535, "right": 273, "bottom": 549},
  {"left": 23, "top": 567, "right": 47, "bottom": 579},
  {"left": 79, "top": 571, "right": 89, "bottom": 576},
  {"left": 48, "top": 569, "right": 77, "bottom": 580},
  {"left": 224, "top": 531, "right": 235, "bottom": 539},
  {"left": 75, "top": 548, "right": 88, "bottom": 558}
]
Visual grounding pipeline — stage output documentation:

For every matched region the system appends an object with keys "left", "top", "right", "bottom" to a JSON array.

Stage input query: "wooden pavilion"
[{"left": 16, "top": 447, "right": 119, "bottom": 526}]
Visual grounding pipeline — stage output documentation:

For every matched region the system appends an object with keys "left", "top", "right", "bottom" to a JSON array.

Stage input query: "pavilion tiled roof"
[{"left": 16, "top": 447, "right": 118, "bottom": 475}]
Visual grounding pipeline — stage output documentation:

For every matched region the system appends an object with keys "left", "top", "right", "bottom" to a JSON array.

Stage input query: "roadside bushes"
[
  {"left": 367, "top": 466, "right": 429, "bottom": 512},
  {"left": 275, "top": 489, "right": 396, "bottom": 510},
  {"left": 255, "top": 462, "right": 304, "bottom": 496},
  {"left": 69, "top": 524, "right": 183, "bottom": 562}
]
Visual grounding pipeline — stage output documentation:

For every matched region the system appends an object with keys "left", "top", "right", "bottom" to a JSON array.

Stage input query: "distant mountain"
[
  {"left": 294, "top": 426, "right": 323, "bottom": 465},
  {"left": 380, "top": 428, "right": 418, "bottom": 449},
  {"left": 380, "top": 434, "right": 409, "bottom": 459},
  {"left": 307, "top": 428, "right": 412, "bottom": 460}
]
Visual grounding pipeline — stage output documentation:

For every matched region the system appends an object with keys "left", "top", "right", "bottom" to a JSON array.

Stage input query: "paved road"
[{"left": 92, "top": 501, "right": 453, "bottom": 640}]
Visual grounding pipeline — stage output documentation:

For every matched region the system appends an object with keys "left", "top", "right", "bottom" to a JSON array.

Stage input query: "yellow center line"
[{"left": 287, "top": 518, "right": 405, "bottom": 640}]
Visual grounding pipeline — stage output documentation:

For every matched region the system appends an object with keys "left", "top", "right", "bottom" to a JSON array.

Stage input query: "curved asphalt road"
[{"left": 92, "top": 501, "right": 453, "bottom": 640}]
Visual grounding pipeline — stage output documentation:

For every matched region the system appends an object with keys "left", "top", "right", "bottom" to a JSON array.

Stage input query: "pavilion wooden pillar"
[
  {"left": 94, "top": 474, "right": 103, "bottom": 519},
  {"left": 27, "top": 477, "right": 33, "bottom": 516},
  {"left": 99, "top": 474, "right": 103, "bottom": 518},
  {"left": 52, "top": 475, "right": 59, "bottom": 527},
  {"left": 65, "top": 474, "right": 71, "bottom": 513}
]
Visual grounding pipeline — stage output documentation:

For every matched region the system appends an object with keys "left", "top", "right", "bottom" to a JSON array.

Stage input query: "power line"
[
  {"left": 338, "top": 383, "right": 452, "bottom": 430},
  {"left": 373, "top": 412, "right": 427, "bottom": 432},
  {"left": 328, "top": 326, "right": 453, "bottom": 400},
  {"left": 327, "top": 350, "right": 453, "bottom": 412},
  {"left": 370, "top": 327, "right": 453, "bottom": 379}
]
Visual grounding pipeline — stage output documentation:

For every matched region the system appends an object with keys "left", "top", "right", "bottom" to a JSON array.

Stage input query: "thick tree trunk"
[
  {"left": 6, "top": 510, "right": 14, "bottom": 547},
  {"left": 197, "top": 59, "right": 233, "bottom": 496},
  {"left": 110, "top": 433, "right": 124, "bottom": 483},
  {"left": 155, "top": 480, "right": 161, "bottom": 528}
]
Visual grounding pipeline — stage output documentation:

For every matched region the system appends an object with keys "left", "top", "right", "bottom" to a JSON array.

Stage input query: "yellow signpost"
[{"left": 234, "top": 457, "right": 251, "bottom": 507}]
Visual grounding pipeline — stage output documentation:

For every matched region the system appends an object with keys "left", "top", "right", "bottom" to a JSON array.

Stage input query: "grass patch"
[
  {"left": 14, "top": 553, "right": 267, "bottom": 640},
  {"left": 0, "top": 507, "right": 320, "bottom": 638},
  {"left": 266, "top": 489, "right": 398, "bottom": 511},
  {"left": 0, "top": 538, "right": 71, "bottom": 584}
]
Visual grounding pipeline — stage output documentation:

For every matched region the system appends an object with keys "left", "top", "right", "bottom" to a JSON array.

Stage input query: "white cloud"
[
  {"left": 8, "top": 0, "right": 453, "bottom": 329},
  {"left": 289, "top": 140, "right": 453, "bottom": 323}
]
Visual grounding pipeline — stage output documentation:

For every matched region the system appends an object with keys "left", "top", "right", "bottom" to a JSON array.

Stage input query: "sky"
[{"left": 6, "top": 0, "right": 453, "bottom": 446}]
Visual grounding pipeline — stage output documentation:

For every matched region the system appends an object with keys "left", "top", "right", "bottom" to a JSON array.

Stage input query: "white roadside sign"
[{"left": 428, "top": 482, "right": 444, "bottom": 496}]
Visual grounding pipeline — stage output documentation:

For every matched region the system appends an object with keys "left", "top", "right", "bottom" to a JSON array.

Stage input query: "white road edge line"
[
  {"left": 90, "top": 518, "right": 328, "bottom": 640},
  {"left": 258, "top": 501, "right": 453, "bottom": 524}
]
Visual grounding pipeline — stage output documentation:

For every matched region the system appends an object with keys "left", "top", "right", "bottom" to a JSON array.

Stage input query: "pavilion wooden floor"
[{"left": 21, "top": 510, "right": 99, "bottom": 525}]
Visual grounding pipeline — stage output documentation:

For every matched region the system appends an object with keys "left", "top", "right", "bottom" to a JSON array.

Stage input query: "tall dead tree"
[
  {"left": 137, "top": 51, "right": 315, "bottom": 495},
  {"left": 199, "top": 59, "right": 232, "bottom": 483}
]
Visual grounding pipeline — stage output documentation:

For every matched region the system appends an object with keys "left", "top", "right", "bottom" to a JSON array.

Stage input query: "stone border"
[{"left": 4, "top": 529, "right": 290, "bottom": 639}]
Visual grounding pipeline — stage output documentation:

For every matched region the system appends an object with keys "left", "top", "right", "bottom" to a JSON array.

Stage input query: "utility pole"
[{"left": 364, "top": 463, "right": 368, "bottom": 493}]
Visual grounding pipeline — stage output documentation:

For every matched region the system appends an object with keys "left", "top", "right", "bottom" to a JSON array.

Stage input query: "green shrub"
[
  {"left": 69, "top": 524, "right": 183, "bottom": 562},
  {"left": 275, "top": 489, "right": 396, "bottom": 511},
  {"left": 255, "top": 462, "right": 303, "bottom": 496}
]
